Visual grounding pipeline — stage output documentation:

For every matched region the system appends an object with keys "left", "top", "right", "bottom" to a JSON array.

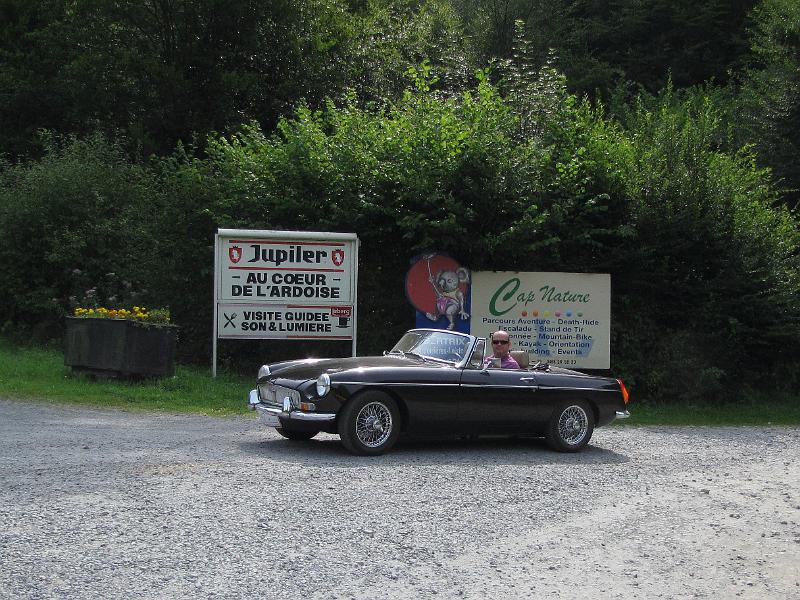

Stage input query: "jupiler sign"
[{"left": 212, "top": 229, "right": 359, "bottom": 375}]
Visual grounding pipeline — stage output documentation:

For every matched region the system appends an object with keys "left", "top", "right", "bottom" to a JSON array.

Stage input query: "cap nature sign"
[
  {"left": 213, "top": 229, "right": 359, "bottom": 375},
  {"left": 470, "top": 271, "right": 611, "bottom": 370}
]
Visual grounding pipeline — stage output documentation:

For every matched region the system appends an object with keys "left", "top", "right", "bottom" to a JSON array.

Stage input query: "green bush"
[
  {"left": 0, "top": 133, "right": 159, "bottom": 341},
  {"left": 614, "top": 86, "right": 800, "bottom": 401},
  {"left": 198, "top": 65, "right": 633, "bottom": 362},
  {"left": 198, "top": 69, "right": 800, "bottom": 399},
  {"left": 1, "top": 67, "right": 798, "bottom": 404}
]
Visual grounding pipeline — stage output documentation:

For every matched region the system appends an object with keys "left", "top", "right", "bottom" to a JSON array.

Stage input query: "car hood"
[{"left": 266, "top": 355, "right": 446, "bottom": 382}]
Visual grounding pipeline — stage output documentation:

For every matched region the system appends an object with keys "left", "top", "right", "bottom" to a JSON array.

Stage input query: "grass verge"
[
  {"left": 1, "top": 342, "right": 797, "bottom": 425},
  {"left": 619, "top": 396, "right": 800, "bottom": 427},
  {"left": 0, "top": 341, "right": 251, "bottom": 416}
]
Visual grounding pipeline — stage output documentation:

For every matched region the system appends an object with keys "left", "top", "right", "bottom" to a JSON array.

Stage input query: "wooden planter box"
[{"left": 64, "top": 317, "right": 177, "bottom": 378}]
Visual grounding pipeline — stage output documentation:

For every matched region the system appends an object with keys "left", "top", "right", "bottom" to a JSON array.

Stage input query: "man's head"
[{"left": 490, "top": 330, "right": 512, "bottom": 357}]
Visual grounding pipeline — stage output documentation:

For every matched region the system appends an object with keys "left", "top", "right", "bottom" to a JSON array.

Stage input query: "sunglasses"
[{"left": 492, "top": 339, "right": 509, "bottom": 345}]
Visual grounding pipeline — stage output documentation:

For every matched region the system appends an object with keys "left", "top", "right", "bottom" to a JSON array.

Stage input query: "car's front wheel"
[
  {"left": 338, "top": 392, "right": 400, "bottom": 456},
  {"left": 545, "top": 400, "right": 594, "bottom": 452},
  {"left": 276, "top": 428, "right": 319, "bottom": 441}
]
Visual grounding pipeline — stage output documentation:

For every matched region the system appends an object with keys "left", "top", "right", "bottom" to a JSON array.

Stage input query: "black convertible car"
[{"left": 248, "top": 329, "right": 630, "bottom": 455}]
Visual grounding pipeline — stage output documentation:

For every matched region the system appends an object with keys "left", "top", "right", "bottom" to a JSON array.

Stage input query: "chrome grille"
[{"left": 258, "top": 382, "right": 297, "bottom": 407}]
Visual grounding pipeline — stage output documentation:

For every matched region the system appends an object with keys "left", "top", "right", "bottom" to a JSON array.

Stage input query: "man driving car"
[{"left": 483, "top": 330, "right": 520, "bottom": 369}]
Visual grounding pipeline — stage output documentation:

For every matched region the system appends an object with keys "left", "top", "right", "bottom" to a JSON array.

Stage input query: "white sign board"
[
  {"left": 471, "top": 271, "right": 611, "bottom": 369},
  {"left": 219, "top": 239, "right": 354, "bottom": 303},
  {"left": 213, "top": 229, "right": 359, "bottom": 375},
  {"left": 216, "top": 303, "right": 353, "bottom": 339}
]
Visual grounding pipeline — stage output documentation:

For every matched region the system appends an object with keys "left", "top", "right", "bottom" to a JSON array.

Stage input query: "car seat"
[{"left": 510, "top": 350, "right": 529, "bottom": 369}]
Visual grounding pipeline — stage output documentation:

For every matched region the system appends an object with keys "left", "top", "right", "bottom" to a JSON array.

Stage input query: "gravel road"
[{"left": 1, "top": 399, "right": 798, "bottom": 599}]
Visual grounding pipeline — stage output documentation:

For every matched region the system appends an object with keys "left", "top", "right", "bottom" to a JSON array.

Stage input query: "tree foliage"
[
  {"left": 0, "top": 0, "right": 471, "bottom": 158},
  {"left": 456, "top": 0, "right": 756, "bottom": 97},
  {"left": 616, "top": 87, "right": 800, "bottom": 399},
  {"left": 1, "top": 1, "right": 799, "bottom": 403},
  {"left": 0, "top": 133, "right": 159, "bottom": 339},
  {"left": 732, "top": 0, "right": 800, "bottom": 207},
  {"left": 4, "top": 65, "right": 797, "bottom": 402}
]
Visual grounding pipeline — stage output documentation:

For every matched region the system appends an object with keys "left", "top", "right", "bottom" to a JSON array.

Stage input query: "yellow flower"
[{"left": 73, "top": 304, "right": 171, "bottom": 326}]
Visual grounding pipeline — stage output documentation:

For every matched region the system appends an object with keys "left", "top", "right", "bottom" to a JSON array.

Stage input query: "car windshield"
[{"left": 389, "top": 330, "right": 471, "bottom": 363}]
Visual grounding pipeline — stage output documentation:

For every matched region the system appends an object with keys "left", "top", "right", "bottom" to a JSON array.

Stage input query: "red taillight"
[{"left": 616, "top": 379, "right": 630, "bottom": 404}]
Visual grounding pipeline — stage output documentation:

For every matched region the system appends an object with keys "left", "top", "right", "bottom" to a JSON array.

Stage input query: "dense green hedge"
[
  {"left": 0, "top": 134, "right": 160, "bottom": 338},
  {"left": 1, "top": 68, "right": 798, "bottom": 402}
]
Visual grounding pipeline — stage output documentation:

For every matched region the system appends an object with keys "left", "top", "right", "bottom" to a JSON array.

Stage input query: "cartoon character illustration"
[{"left": 424, "top": 258, "right": 470, "bottom": 330}]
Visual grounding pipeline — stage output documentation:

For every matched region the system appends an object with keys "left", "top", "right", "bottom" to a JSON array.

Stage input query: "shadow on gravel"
[{"left": 238, "top": 435, "right": 629, "bottom": 467}]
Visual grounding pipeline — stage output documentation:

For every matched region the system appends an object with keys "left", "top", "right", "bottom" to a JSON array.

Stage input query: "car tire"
[
  {"left": 276, "top": 428, "right": 318, "bottom": 441},
  {"left": 338, "top": 392, "right": 401, "bottom": 456},
  {"left": 545, "top": 400, "right": 594, "bottom": 452}
]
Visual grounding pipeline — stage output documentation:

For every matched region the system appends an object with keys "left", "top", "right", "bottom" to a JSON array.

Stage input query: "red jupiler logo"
[
  {"left": 332, "top": 249, "right": 345, "bottom": 266},
  {"left": 229, "top": 246, "right": 242, "bottom": 264}
]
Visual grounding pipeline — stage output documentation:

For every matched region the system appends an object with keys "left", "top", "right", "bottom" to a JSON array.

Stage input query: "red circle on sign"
[{"left": 405, "top": 255, "right": 465, "bottom": 315}]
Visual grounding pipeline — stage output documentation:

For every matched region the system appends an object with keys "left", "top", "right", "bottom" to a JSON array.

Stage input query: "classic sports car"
[{"left": 248, "top": 329, "right": 630, "bottom": 455}]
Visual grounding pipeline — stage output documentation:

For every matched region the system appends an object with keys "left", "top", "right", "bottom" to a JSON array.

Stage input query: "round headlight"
[
  {"left": 316, "top": 373, "right": 331, "bottom": 397},
  {"left": 257, "top": 364, "right": 271, "bottom": 379}
]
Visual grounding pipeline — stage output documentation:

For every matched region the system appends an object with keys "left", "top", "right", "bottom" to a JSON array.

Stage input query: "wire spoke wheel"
[
  {"left": 338, "top": 392, "right": 401, "bottom": 455},
  {"left": 558, "top": 405, "right": 589, "bottom": 445},
  {"left": 355, "top": 401, "right": 393, "bottom": 448},
  {"left": 546, "top": 400, "right": 594, "bottom": 452}
]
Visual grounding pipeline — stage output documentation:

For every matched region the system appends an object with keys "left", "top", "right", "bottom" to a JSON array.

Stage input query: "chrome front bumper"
[{"left": 248, "top": 389, "right": 336, "bottom": 425}]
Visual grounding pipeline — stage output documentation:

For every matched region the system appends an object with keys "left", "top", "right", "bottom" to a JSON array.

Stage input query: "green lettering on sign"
[{"left": 490, "top": 278, "right": 520, "bottom": 315}]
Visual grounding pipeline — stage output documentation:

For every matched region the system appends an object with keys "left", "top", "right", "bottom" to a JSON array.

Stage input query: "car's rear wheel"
[
  {"left": 338, "top": 392, "right": 400, "bottom": 456},
  {"left": 276, "top": 428, "right": 318, "bottom": 441},
  {"left": 545, "top": 400, "right": 594, "bottom": 452}
]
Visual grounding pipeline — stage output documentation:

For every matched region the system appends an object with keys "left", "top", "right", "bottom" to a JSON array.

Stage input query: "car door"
[{"left": 458, "top": 365, "right": 542, "bottom": 434}]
